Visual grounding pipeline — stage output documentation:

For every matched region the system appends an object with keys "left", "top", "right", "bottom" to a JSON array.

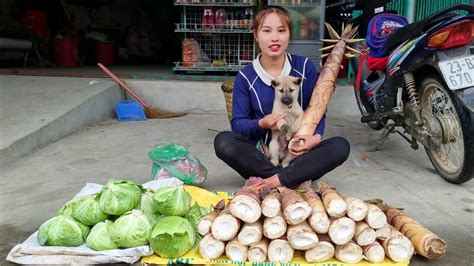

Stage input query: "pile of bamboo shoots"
[{"left": 197, "top": 181, "right": 447, "bottom": 264}]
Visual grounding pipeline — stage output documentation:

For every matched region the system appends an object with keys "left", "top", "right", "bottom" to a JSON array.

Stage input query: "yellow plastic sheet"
[{"left": 141, "top": 185, "right": 409, "bottom": 266}]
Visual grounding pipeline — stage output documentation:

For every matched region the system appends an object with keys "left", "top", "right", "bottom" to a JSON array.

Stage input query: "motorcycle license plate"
[{"left": 438, "top": 56, "right": 474, "bottom": 90}]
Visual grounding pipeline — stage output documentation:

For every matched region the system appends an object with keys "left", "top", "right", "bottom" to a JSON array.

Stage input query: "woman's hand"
[
  {"left": 289, "top": 134, "right": 322, "bottom": 157},
  {"left": 259, "top": 114, "right": 286, "bottom": 131}
]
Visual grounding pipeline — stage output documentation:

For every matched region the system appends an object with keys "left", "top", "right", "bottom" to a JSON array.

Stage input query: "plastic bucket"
[
  {"left": 95, "top": 41, "right": 115, "bottom": 66},
  {"left": 53, "top": 38, "right": 78, "bottom": 67},
  {"left": 21, "top": 10, "right": 48, "bottom": 38}
]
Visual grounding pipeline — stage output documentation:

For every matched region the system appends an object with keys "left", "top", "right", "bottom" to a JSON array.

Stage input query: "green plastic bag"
[{"left": 149, "top": 143, "right": 207, "bottom": 185}]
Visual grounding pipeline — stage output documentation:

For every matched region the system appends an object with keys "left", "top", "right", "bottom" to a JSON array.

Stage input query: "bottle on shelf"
[
  {"left": 236, "top": 9, "right": 244, "bottom": 29},
  {"left": 232, "top": 9, "right": 239, "bottom": 29},
  {"left": 241, "top": 9, "right": 247, "bottom": 29},
  {"left": 215, "top": 8, "right": 226, "bottom": 29},
  {"left": 242, "top": 8, "right": 249, "bottom": 29},
  {"left": 226, "top": 8, "right": 234, "bottom": 29},
  {"left": 245, "top": 8, "right": 254, "bottom": 29},
  {"left": 202, "top": 7, "right": 215, "bottom": 29}
]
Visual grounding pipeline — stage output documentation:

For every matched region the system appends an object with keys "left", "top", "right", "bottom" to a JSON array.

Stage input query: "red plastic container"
[
  {"left": 95, "top": 41, "right": 115, "bottom": 66},
  {"left": 53, "top": 38, "right": 79, "bottom": 67},
  {"left": 21, "top": 10, "right": 48, "bottom": 38},
  {"left": 338, "top": 58, "right": 349, "bottom": 78}
]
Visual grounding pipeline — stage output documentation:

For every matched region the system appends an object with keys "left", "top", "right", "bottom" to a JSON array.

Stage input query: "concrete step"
[
  {"left": 0, "top": 75, "right": 123, "bottom": 166},
  {"left": 0, "top": 76, "right": 232, "bottom": 166}
]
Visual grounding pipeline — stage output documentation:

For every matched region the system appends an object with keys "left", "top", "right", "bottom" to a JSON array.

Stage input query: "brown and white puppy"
[{"left": 269, "top": 75, "right": 303, "bottom": 167}]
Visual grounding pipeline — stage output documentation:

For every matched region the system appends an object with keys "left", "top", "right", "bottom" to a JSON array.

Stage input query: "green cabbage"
[
  {"left": 144, "top": 212, "right": 162, "bottom": 227},
  {"left": 57, "top": 199, "right": 77, "bottom": 216},
  {"left": 86, "top": 220, "right": 118, "bottom": 251},
  {"left": 140, "top": 189, "right": 161, "bottom": 226},
  {"left": 99, "top": 179, "right": 142, "bottom": 215},
  {"left": 153, "top": 186, "right": 191, "bottom": 216},
  {"left": 140, "top": 189, "right": 156, "bottom": 214},
  {"left": 37, "top": 215, "right": 89, "bottom": 247},
  {"left": 149, "top": 216, "right": 195, "bottom": 258},
  {"left": 185, "top": 203, "right": 208, "bottom": 251},
  {"left": 72, "top": 195, "right": 108, "bottom": 226},
  {"left": 109, "top": 209, "right": 152, "bottom": 248},
  {"left": 78, "top": 220, "right": 90, "bottom": 239}
]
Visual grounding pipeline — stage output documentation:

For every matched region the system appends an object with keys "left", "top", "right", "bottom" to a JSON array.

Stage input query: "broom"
[{"left": 98, "top": 63, "right": 186, "bottom": 119}]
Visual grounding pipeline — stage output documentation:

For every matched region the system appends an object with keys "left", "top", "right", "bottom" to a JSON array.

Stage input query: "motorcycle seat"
[
  {"left": 385, "top": 4, "right": 474, "bottom": 52},
  {"left": 385, "top": 13, "right": 456, "bottom": 52}
]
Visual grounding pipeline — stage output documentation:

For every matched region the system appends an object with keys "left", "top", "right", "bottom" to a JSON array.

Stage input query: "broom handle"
[{"left": 97, "top": 63, "right": 149, "bottom": 107}]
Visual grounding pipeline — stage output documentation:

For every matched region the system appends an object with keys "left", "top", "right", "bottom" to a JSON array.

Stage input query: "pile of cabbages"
[{"left": 37, "top": 179, "right": 208, "bottom": 258}]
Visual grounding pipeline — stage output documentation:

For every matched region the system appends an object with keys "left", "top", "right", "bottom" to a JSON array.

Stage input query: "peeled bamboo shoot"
[
  {"left": 211, "top": 206, "right": 240, "bottom": 241},
  {"left": 335, "top": 242, "right": 363, "bottom": 264},
  {"left": 225, "top": 238, "right": 248, "bottom": 262},
  {"left": 300, "top": 180, "right": 330, "bottom": 233},
  {"left": 278, "top": 187, "right": 311, "bottom": 225},
  {"left": 365, "top": 203, "right": 387, "bottom": 229},
  {"left": 198, "top": 211, "right": 218, "bottom": 236},
  {"left": 263, "top": 211, "right": 287, "bottom": 239},
  {"left": 238, "top": 221, "right": 263, "bottom": 246},
  {"left": 328, "top": 217, "right": 356, "bottom": 245},
  {"left": 268, "top": 239, "right": 294, "bottom": 263},
  {"left": 198, "top": 200, "right": 225, "bottom": 236},
  {"left": 353, "top": 221, "right": 376, "bottom": 246},
  {"left": 345, "top": 197, "right": 368, "bottom": 221},
  {"left": 262, "top": 189, "right": 281, "bottom": 218},
  {"left": 309, "top": 212, "right": 331, "bottom": 234},
  {"left": 375, "top": 224, "right": 392, "bottom": 240},
  {"left": 305, "top": 240, "right": 335, "bottom": 263},
  {"left": 248, "top": 238, "right": 269, "bottom": 262},
  {"left": 363, "top": 241, "right": 385, "bottom": 263},
  {"left": 381, "top": 226, "right": 415, "bottom": 263},
  {"left": 287, "top": 220, "right": 319, "bottom": 250},
  {"left": 229, "top": 185, "right": 262, "bottom": 223},
  {"left": 318, "top": 181, "right": 347, "bottom": 218},
  {"left": 199, "top": 234, "right": 225, "bottom": 259}
]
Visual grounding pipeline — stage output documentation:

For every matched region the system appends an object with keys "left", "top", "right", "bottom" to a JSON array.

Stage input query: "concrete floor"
[
  {"left": 1, "top": 113, "right": 473, "bottom": 265},
  {"left": 0, "top": 74, "right": 473, "bottom": 265}
]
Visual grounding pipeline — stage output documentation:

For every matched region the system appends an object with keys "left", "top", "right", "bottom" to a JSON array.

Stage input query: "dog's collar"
[{"left": 253, "top": 53, "right": 292, "bottom": 86}]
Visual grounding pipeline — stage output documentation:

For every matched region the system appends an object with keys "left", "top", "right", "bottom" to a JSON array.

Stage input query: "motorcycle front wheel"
[{"left": 420, "top": 76, "right": 473, "bottom": 184}]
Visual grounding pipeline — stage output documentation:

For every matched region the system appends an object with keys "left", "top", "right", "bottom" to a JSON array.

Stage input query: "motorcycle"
[{"left": 351, "top": 4, "right": 474, "bottom": 184}]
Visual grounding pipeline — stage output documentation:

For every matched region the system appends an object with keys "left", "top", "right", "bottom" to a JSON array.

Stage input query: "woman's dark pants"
[{"left": 214, "top": 131, "right": 350, "bottom": 187}]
